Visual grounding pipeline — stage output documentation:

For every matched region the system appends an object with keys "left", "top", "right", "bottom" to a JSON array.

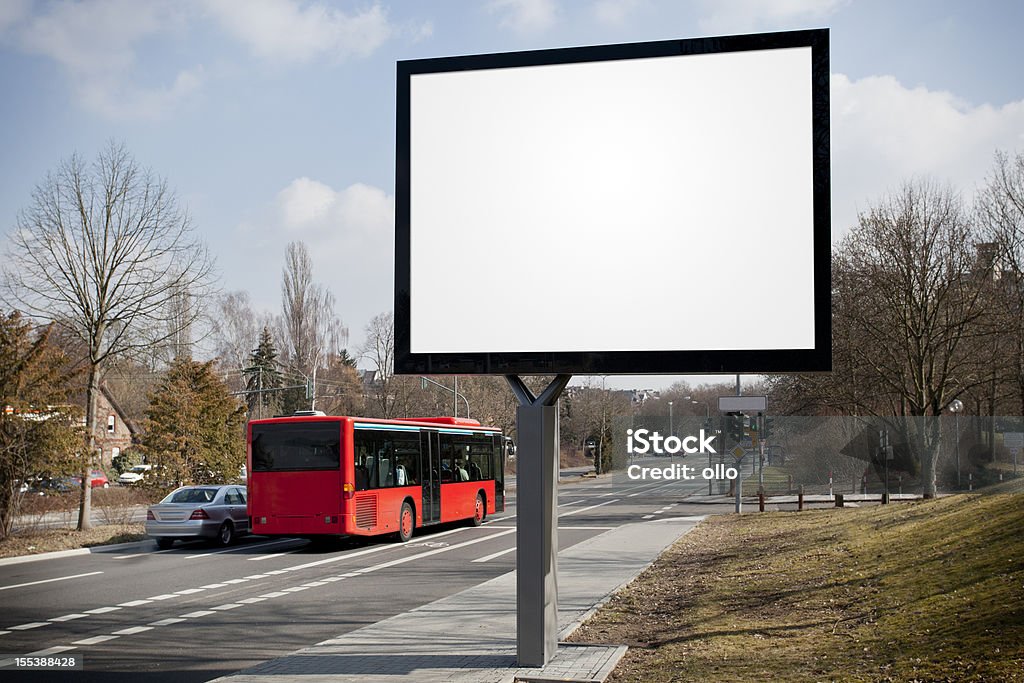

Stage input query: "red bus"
[{"left": 246, "top": 414, "right": 507, "bottom": 542}]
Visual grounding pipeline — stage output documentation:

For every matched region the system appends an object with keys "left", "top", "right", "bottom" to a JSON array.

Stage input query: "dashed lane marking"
[
  {"left": 0, "top": 571, "right": 103, "bottom": 592},
  {"left": 73, "top": 635, "right": 118, "bottom": 645},
  {"left": 472, "top": 547, "right": 515, "bottom": 563}
]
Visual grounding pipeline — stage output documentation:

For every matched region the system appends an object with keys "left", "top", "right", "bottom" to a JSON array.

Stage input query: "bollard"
[
  {"left": 759, "top": 491, "right": 765, "bottom": 512},
  {"left": 798, "top": 484, "right": 804, "bottom": 512},
  {"left": 898, "top": 475, "right": 902, "bottom": 495},
  {"left": 788, "top": 474, "right": 793, "bottom": 494},
  {"left": 969, "top": 472, "right": 973, "bottom": 491},
  {"left": 835, "top": 493, "right": 844, "bottom": 508},
  {"left": 881, "top": 492, "right": 890, "bottom": 505},
  {"left": 829, "top": 471, "right": 833, "bottom": 498}
]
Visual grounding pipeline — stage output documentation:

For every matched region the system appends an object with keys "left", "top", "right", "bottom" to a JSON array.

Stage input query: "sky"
[{"left": 1, "top": 0, "right": 1023, "bottom": 392}]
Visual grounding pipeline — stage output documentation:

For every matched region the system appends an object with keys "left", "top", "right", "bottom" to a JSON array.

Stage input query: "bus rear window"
[{"left": 252, "top": 422, "right": 341, "bottom": 471}]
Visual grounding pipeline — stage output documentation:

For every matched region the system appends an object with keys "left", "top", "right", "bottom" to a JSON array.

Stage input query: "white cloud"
[
  {"left": 831, "top": 73, "right": 1024, "bottom": 237},
  {"left": 592, "top": 0, "right": 642, "bottom": 27},
  {"left": 698, "top": 0, "right": 847, "bottom": 34},
  {"left": 263, "top": 178, "right": 395, "bottom": 340},
  {"left": 12, "top": 0, "right": 200, "bottom": 120},
  {"left": 0, "top": 0, "right": 30, "bottom": 34},
  {"left": 204, "top": 0, "right": 392, "bottom": 64},
  {"left": 488, "top": 0, "right": 558, "bottom": 34}
]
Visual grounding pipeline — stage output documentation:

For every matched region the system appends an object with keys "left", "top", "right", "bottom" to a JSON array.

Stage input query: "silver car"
[{"left": 146, "top": 485, "right": 249, "bottom": 549}]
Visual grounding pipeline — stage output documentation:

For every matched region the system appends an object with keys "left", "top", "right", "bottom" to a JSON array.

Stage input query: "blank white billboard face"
[{"left": 397, "top": 31, "right": 830, "bottom": 374}]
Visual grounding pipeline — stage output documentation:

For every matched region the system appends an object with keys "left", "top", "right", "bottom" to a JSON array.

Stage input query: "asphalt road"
[{"left": 0, "top": 459, "right": 729, "bottom": 681}]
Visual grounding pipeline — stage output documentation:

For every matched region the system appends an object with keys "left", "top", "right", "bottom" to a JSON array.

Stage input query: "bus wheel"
[
  {"left": 398, "top": 502, "right": 415, "bottom": 543},
  {"left": 471, "top": 493, "right": 485, "bottom": 527}
]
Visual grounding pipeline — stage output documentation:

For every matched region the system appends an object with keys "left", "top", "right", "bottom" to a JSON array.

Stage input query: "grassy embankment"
[{"left": 571, "top": 480, "right": 1024, "bottom": 682}]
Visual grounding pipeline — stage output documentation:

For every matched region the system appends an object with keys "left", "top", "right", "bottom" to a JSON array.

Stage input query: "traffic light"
[
  {"left": 763, "top": 416, "right": 775, "bottom": 440},
  {"left": 726, "top": 413, "right": 744, "bottom": 442}
]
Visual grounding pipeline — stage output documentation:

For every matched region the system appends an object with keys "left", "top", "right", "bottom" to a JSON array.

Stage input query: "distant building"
[{"left": 90, "top": 385, "right": 137, "bottom": 466}]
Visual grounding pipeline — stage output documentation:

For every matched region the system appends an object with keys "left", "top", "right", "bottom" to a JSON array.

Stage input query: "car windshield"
[
  {"left": 130, "top": 466, "right": 148, "bottom": 473},
  {"left": 163, "top": 488, "right": 219, "bottom": 504}
]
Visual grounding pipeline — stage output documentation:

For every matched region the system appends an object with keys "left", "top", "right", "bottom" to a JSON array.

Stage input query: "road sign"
[
  {"left": 731, "top": 445, "right": 746, "bottom": 459},
  {"left": 1003, "top": 432, "right": 1023, "bottom": 450},
  {"left": 719, "top": 396, "right": 767, "bottom": 412}
]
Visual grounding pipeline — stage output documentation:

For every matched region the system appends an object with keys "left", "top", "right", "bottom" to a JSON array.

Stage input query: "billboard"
[{"left": 396, "top": 29, "right": 830, "bottom": 375}]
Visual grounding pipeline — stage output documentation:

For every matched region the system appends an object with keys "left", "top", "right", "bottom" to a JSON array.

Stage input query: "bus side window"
[{"left": 355, "top": 464, "right": 368, "bottom": 491}]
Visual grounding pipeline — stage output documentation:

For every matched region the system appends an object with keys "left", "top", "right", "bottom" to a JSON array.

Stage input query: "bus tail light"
[
  {"left": 343, "top": 482, "right": 354, "bottom": 499},
  {"left": 189, "top": 509, "right": 209, "bottom": 520}
]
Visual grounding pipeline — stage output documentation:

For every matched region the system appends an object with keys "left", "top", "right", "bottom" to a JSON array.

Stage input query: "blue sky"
[{"left": 2, "top": 0, "right": 1023, "bottom": 390}]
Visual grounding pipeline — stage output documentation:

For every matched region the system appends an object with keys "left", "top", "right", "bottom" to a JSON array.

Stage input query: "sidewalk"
[{"left": 214, "top": 515, "right": 705, "bottom": 683}]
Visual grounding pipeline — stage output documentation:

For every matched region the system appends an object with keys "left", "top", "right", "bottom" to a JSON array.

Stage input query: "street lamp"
[
  {"left": 948, "top": 399, "right": 964, "bottom": 489},
  {"left": 684, "top": 395, "right": 710, "bottom": 419},
  {"left": 668, "top": 401, "right": 674, "bottom": 437}
]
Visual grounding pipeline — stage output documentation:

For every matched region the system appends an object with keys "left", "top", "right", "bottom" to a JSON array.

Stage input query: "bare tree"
[
  {"left": 360, "top": 311, "right": 400, "bottom": 417},
  {"left": 977, "top": 150, "right": 1024, "bottom": 415},
  {"left": 210, "top": 291, "right": 261, "bottom": 390},
  {"left": 279, "top": 241, "right": 347, "bottom": 411},
  {"left": 773, "top": 179, "right": 992, "bottom": 496},
  {"left": 1, "top": 142, "right": 216, "bottom": 530}
]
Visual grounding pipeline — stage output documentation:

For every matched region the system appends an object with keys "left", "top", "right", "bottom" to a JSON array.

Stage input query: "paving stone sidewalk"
[{"left": 215, "top": 515, "right": 704, "bottom": 683}]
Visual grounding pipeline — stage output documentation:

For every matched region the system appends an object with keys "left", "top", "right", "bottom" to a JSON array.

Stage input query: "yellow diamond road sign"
[{"left": 731, "top": 445, "right": 746, "bottom": 459}]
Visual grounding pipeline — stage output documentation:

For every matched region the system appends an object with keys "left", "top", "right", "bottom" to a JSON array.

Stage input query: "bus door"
[
  {"left": 419, "top": 430, "right": 441, "bottom": 524},
  {"left": 493, "top": 434, "right": 506, "bottom": 512}
]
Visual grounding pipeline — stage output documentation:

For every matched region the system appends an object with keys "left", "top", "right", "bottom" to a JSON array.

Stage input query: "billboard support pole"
[{"left": 506, "top": 374, "right": 571, "bottom": 667}]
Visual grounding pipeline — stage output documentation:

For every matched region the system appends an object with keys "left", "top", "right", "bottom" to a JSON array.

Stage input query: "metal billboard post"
[{"left": 506, "top": 374, "right": 571, "bottom": 667}]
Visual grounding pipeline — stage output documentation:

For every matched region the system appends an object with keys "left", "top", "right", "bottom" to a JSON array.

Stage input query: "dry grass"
[
  {"left": 0, "top": 524, "right": 146, "bottom": 558},
  {"left": 571, "top": 489, "right": 1024, "bottom": 682}
]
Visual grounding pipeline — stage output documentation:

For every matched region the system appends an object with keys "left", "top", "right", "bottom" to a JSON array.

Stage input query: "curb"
[{"left": 0, "top": 538, "right": 154, "bottom": 567}]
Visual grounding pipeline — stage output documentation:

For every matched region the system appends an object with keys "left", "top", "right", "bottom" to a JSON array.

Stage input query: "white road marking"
[
  {"left": 113, "top": 626, "right": 153, "bottom": 635},
  {"left": 321, "top": 576, "right": 344, "bottom": 582},
  {"left": 149, "top": 618, "right": 186, "bottom": 626},
  {"left": 357, "top": 529, "right": 517, "bottom": 575},
  {"left": 49, "top": 614, "right": 88, "bottom": 622},
  {"left": 73, "top": 635, "right": 119, "bottom": 645},
  {"left": 28, "top": 646, "right": 76, "bottom": 656},
  {"left": 179, "top": 610, "right": 216, "bottom": 618},
  {"left": 174, "top": 588, "right": 204, "bottom": 595},
  {"left": 282, "top": 586, "right": 310, "bottom": 592},
  {"left": 258, "top": 591, "right": 289, "bottom": 598},
  {"left": 559, "top": 499, "right": 619, "bottom": 517},
  {"left": 237, "top": 597, "right": 267, "bottom": 604},
  {"left": 472, "top": 547, "right": 515, "bottom": 563},
  {"left": 211, "top": 603, "right": 242, "bottom": 610},
  {"left": 9, "top": 622, "right": 50, "bottom": 630},
  {"left": 223, "top": 578, "right": 249, "bottom": 584},
  {"left": 248, "top": 552, "right": 295, "bottom": 562},
  {"left": 84, "top": 607, "right": 121, "bottom": 614},
  {"left": 282, "top": 525, "right": 479, "bottom": 573},
  {"left": 302, "top": 581, "right": 327, "bottom": 587},
  {"left": 642, "top": 514, "right": 655, "bottom": 519},
  {"left": 183, "top": 538, "right": 303, "bottom": 560},
  {"left": 200, "top": 583, "right": 228, "bottom": 589},
  {"left": 146, "top": 594, "right": 176, "bottom": 601},
  {"left": 118, "top": 599, "right": 152, "bottom": 607},
  {"left": 0, "top": 571, "right": 103, "bottom": 592},
  {"left": 113, "top": 554, "right": 143, "bottom": 559},
  {"left": 244, "top": 574, "right": 269, "bottom": 580}
]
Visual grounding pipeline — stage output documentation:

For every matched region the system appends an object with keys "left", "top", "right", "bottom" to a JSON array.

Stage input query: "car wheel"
[
  {"left": 102, "top": 482, "right": 109, "bottom": 488},
  {"left": 471, "top": 493, "right": 485, "bottom": 527},
  {"left": 397, "top": 501, "right": 414, "bottom": 543},
  {"left": 156, "top": 538, "right": 174, "bottom": 550},
  {"left": 217, "top": 521, "right": 235, "bottom": 546}
]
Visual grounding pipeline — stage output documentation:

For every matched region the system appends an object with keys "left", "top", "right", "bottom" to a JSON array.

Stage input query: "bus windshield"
[{"left": 252, "top": 421, "right": 340, "bottom": 471}]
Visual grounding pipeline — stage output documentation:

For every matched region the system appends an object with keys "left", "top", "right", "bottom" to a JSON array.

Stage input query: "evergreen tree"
[
  {"left": 0, "top": 312, "right": 81, "bottom": 538},
  {"left": 139, "top": 357, "right": 247, "bottom": 486},
  {"left": 244, "top": 327, "right": 283, "bottom": 419}
]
